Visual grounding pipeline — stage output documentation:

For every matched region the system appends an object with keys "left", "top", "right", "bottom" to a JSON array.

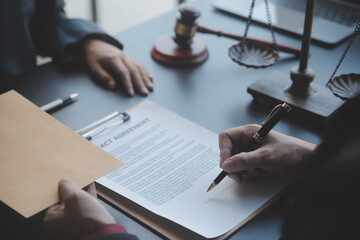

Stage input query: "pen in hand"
[
  {"left": 40, "top": 93, "right": 79, "bottom": 113},
  {"left": 207, "top": 103, "right": 291, "bottom": 192}
]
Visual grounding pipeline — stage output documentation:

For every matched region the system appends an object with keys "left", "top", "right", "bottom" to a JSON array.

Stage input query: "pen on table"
[
  {"left": 207, "top": 103, "right": 291, "bottom": 192},
  {"left": 40, "top": 93, "right": 79, "bottom": 113}
]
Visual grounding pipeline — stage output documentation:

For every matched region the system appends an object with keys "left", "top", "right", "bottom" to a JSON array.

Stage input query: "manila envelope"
[{"left": 0, "top": 90, "right": 123, "bottom": 218}]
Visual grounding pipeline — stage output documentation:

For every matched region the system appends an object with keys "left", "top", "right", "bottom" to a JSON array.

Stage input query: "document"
[
  {"left": 92, "top": 100, "right": 288, "bottom": 238},
  {"left": 0, "top": 91, "right": 122, "bottom": 218}
]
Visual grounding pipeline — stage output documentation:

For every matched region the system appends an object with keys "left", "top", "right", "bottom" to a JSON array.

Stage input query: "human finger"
[
  {"left": 122, "top": 56, "right": 149, "bottom": 95},
  {"left": 89, "top": 61, "right": 116, "bottom": 89},
  {"left": 136, "top": 62, "right": 153, "bottom": 90},
  {"left": 228, "top": 173, "right": 243, "bottom": 184},
  {"left": 241, "top": 169, "right": 260, "bottom": 180},
  {"left": 227, "top": 168, "right": 261, "bottom": 184},
  {"left": 58, "top": 178, "right": 80, "bottom": 203},
  {"left": 219, "top": 125, "right": 260, "bottom": 165},
  {"left": 219, "top": 131, "right": 233, "bottom": 165},
  {"left": 89, "top": 62, "right": 116, "bottom": 89},
  {"left": 43, "top": 204, "right": 64, "bottom": 222},
  {"left": 221, "top": 149, "right": 265, "bottom": 173},
  {"left": 106, "top": 56, "right": 134, "bottom": 96}
]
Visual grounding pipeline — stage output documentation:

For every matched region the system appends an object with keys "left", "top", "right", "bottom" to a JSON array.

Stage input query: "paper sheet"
[
  {"left": 0, "top": 91, "right": 122, "bottom": 218},
  {"left": 94, "top": 100, "right": 288, "bottom": 238}
]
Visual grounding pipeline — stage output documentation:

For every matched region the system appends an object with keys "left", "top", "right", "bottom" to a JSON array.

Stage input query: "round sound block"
[{"left": 151, "top": 35, "right": 208, "bottom": 67}]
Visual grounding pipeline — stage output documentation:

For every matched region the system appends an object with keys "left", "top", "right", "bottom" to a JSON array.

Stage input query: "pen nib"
[
  {"left": 207, "top": 182, "right": 217, "bottom": 192},
  {"left": 70, "top": 93, "right": 79, "bottom": 99}
]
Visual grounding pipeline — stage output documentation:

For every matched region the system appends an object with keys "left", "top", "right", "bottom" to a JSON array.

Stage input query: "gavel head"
[
  {"left": 174, "top": 4, "right": 201, "bottom": 48},
  {"left": 151, "top": 3, "right": 208, "bottom": 67}
]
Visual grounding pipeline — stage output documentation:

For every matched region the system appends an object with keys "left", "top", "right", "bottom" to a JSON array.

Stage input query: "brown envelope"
[{"left": 0, "top": 90, "right": 123, "bottom": 218}]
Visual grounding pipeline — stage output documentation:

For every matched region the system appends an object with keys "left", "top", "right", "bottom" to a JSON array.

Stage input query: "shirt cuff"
[
  {"left": 306, "top": 143, "right": 320, "bottom": 173},
  {"left": 79, "top": 224, "right": 128, "bottom": 240},
  {"left": 78, "top": 33, "right": 123, "bottom": 51}
]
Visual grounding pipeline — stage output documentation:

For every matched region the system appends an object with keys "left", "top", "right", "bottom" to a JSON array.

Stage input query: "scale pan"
[
  {"left": 328, "top": 73, "right": 360, "bottom": 100},
  {"left": 228, "top": 41, "right": 279, "bottom": 69}
]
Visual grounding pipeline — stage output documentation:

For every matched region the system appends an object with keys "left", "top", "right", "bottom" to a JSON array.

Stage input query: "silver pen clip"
[{"left": 77, "top": 112, "right": 130, "bottom": 141}]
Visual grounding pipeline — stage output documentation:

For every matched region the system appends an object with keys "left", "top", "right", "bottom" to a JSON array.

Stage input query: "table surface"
[{"left": 10, "top": 0, "right": 360, "bottom": 239}]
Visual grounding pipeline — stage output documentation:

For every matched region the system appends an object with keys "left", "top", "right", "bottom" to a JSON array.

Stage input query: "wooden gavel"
[
  {"left": 174, "top": 5, "right": 301, "bottom": 55},
  {"left": 151, "top": 4, "right": 301, "bottom": 67}
]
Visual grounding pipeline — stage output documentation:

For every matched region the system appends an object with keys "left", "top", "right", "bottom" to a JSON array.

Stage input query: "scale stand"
[{"left": 247, "top": 0, "right": 345, "bottom": 123}]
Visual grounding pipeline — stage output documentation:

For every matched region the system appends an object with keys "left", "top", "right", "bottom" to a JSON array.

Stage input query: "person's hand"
[
  {"left": 219, "top": 124, "right": 317, "bottom": 183},
  {"left": 84, "top": 39, "right": 153, "bottom": 96},
  {"left": 43, "top": 179, "right": 115, "bottom": 240}
]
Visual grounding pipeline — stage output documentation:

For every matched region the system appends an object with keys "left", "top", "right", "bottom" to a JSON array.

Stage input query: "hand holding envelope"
[{"left": 0, "top": 91, "right": 122, "bottom": 218}]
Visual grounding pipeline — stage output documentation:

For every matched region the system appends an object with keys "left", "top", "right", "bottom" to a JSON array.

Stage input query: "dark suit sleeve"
[
  {"left": 281, "top": 96, "right": 360, "bottom": 240},
  {"left": 32, "top": 0, "right": 122, "bottom": 62}
]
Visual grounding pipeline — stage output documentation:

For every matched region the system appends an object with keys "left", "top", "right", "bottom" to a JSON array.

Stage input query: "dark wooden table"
[{"left": 4, "top": 0, "right": 359, "bottom": 239}]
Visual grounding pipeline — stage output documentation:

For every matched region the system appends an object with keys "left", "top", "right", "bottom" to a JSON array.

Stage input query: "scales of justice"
[{"left": 151, "top": 0, "right": 360, "bottom": 123}]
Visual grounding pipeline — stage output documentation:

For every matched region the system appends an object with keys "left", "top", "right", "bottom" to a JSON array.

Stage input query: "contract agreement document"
[{"left": 91, "top": 100, "right": 289, "bottom": 239}]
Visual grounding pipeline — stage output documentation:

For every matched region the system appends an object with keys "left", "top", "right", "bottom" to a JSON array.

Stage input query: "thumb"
[
  {"left": 221, "top": 149, "right": 264, "bottom": 173},
  {"left": 58, "top": 178, "right": 80, "bottom": 203}
]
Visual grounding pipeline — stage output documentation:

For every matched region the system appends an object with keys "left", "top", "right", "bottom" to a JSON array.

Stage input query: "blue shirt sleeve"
[{"left": 33, "top": 0, "right": 123, "bottom": 61}]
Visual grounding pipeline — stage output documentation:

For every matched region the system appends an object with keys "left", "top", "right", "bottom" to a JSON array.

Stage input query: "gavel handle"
[{"left": 197, "top": 25, "right": 301, "bottom": 56}]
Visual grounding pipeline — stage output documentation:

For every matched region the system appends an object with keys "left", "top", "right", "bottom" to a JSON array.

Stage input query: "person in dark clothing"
[
  {"left": 0, "top": 0, "right": 150, "bottom": 238},
  {"left": 0, "top": 0, "right": 153, "bottom": 96},
  {"left": 281, "top": 140, "right": 360, "bottom": 240},
  {"left": 219, "top": 96, "right": 360, "bottom": 239}
]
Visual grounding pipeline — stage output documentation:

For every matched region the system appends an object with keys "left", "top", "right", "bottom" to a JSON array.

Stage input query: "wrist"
[
  {"left": 299, "top": 143, "right": 319, "bottom": 177},
  {"left": 304, "top": 142, "right": 318, "bottom": 160},
  {"left": 83, "top": 39, "right": 102, "bottom": 54},
  {"left": 307, "top": 143, "right": 320, "bottom": 165}
]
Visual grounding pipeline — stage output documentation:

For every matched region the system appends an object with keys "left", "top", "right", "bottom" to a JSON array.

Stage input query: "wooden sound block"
[
  {"left": 151, "top": 35, "right": 208, "bottom": 67},
  {"left": 247, "top": 70, "right": 346, "bottom": 123}
]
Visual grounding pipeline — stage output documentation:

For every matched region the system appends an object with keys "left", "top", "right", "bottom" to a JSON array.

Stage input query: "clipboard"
[
  {"left": 76, "top": 111, "right": 130, "bottom": 140},
  {"left": 96, "top": 185, "right": 286, "bottom": 240},
  {"left": 78, "top": 102, "right": 289, "bottom": 240}
]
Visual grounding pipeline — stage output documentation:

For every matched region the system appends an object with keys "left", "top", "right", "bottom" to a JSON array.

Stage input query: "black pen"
[
  {"left": 207, "top": 103, "right": 291, "bottom": 192},
  {"left": 40, "top": 93, "right": 79, "bottom": 113}
]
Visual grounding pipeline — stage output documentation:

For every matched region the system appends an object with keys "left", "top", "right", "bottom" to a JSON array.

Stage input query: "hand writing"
[{"left": 219, "top": 124, "right": 316, "bottom": 183}]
